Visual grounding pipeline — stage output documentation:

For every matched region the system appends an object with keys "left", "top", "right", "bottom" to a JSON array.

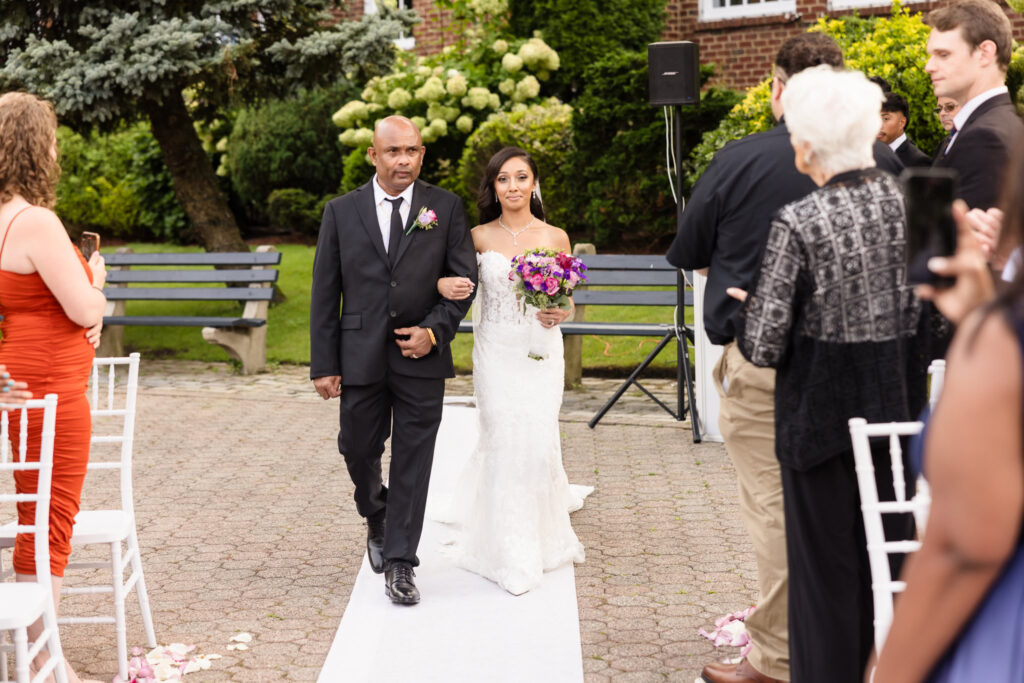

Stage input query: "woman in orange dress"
[{"left": 0, "top": 92, "right": 107, "bottom": 683}]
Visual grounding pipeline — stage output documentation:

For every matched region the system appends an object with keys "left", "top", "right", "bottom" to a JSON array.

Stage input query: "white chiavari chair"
[{"left": 0, "top": 394, "right": 69, "bottom": 683}]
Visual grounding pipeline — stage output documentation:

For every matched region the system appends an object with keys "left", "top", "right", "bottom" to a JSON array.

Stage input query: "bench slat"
[
  {"left": 581, "top": 271, "right": 677, "bottom": 286},
  {"left": 574, "top": 290, "right": 686, "bottom": 306},
  {"left": 577, "top": 254, "right": 676, "bottom": 271},
  {"left": 104, "top": 253, "right": 281, "bottom": 266},
  {"left": 457, "top": 320, "right": 680, "bottom": 337},
  {"left": 103, "top": 287, "right": 274, "bottom": 301},
  {"left": 103, "top": 316, "right": 266, "bottom": 328},
  {"left": 106, "top": 270, "right": 279, "bottom": 284}
]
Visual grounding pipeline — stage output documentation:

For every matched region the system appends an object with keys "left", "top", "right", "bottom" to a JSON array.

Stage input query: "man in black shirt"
[{"left": 667, "top": 34, "right": 902, "bottom": 683}]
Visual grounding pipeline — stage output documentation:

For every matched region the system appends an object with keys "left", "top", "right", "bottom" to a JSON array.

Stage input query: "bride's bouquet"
[{"left": 508, "top": 248, "right": 588, "bottom": 360}]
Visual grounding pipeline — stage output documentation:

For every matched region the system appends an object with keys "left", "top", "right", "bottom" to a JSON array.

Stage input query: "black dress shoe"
[
  {"left": 385, "top": 561, "right": 420, "bottom": 605},
  {"left": 366, "top": 512, "right": 386, "bottom": 574}
]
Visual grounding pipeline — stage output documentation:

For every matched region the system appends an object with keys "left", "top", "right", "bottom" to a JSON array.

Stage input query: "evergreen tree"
[{"left": 0, "top": 1, "right": 413, "bottom": 250}]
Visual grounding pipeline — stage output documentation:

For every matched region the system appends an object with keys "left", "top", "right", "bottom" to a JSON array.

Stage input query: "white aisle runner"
[{"left": 317, "top": 400, "right": 586, "bottom": 683}]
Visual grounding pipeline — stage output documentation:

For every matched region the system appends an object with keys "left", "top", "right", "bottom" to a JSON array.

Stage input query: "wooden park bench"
[
  {"left": 458, "top": 249, "right": 701, "bottom": 442},
  {"left": 97, "top": 246, "right": 281, "bottom": 374}
]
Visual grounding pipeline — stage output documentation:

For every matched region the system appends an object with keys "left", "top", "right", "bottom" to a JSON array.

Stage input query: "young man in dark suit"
[
  {"left": 668, "top": 33, "right": 902, "bottom": 683},
  {"left": 879, "top": 91, "right": 931, "bottom": 167},
  {"left": 928, "top": 0, "right": 1024, "bottom": 211},
  {"left": 310, "top": 116, "right": 477, "bottom": 605}
]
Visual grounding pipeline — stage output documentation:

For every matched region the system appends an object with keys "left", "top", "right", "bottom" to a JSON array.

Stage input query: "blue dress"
[{"left": 911, "top": 310, "right": 1024, "bottom": 682}]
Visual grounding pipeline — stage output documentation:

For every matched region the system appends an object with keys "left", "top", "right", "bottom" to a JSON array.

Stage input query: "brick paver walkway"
[{"left": 48, "top": 360, "right": 756, "bottom": 682}]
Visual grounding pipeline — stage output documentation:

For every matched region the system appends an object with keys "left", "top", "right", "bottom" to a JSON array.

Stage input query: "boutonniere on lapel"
[{"left": 407, "top": 206, "right": 438, "bottom": 235}]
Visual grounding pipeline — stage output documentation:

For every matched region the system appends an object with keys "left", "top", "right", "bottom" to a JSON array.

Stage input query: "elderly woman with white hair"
[{"left": 729, "top": 65, "right": 932, "bottom": 682}]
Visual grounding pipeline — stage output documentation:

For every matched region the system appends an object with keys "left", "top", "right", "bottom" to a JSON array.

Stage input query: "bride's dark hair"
[{"left": 476, "top": 146, "right": 545, "bottom": 224}]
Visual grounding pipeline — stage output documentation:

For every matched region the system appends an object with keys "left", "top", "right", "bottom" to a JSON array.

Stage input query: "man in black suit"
[
  {"left": 668, "top": 33, "right": 902, "bottom": 683},
  {"left": 928, "top": 0, "right": 1024, "bottom": 211},
  {"left": 310, "top": 116, "right": 477, "bottom": 605},
  {"left": 879, "top": 91, "right": 931, "bottom": 167}
]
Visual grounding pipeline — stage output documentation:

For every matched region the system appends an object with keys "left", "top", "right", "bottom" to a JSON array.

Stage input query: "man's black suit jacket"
[
  {"left": 933, "top": 93, "right": 1024, "bottom": 210},
  {"left": 309, "top": 179, "right": 477, "bottom": 385},
  {"left": 667, "top": 120, "right": 903, "bottom": 345},
  {"left": 895, "top": 138, "right": 931, "bottom": 168}
]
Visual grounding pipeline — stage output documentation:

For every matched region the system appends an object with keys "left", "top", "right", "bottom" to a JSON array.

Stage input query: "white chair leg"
[
  {"left": 111, "top": 542, "right": 128, "bottom": 682},
  {"left": 1, "top": 629, "right": 9, "bottom": 683},
  {"left": 13, "top": 627, "right": 29, "bottom": 683},
  {"left": 128, "top": 530, "right": 156, "bottom": 648},
  {"left": 42, "top": 601, "right": 69, "bottom": 683}
]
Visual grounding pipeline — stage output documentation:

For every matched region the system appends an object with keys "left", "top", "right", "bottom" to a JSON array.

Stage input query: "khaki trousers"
[{"left": 713, "top": 342, "right": 789, "bottom": 680}]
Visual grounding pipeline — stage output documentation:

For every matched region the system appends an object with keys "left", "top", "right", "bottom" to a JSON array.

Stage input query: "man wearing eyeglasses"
[
  {"left": 927, "top": 0, "right": 1024, "bottom": 211},
  {"left": 934, "top": 97, "right": 960, "bottom": 132}
]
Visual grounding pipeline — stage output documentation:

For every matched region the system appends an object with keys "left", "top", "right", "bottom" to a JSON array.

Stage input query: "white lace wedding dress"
[{"left": 436, "top": 250, "right": 590, "bottom": 595}]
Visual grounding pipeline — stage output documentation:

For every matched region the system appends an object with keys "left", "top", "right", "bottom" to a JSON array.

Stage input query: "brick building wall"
[
  {"left": 664, "top": 0, "right": 1024, "bottom": 91},
  {"left": 410, "top": 0, "right": 456, "bottom": 54}
]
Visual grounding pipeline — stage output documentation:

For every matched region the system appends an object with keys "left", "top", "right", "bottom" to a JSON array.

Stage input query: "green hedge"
[
  {"left": 226, "top": 84, "right": 357, "bottom": 219},
  {"left": 568, "top": 53, "right": 740, "bottom": 248},
  {"left": 56, "top": 123, "right": 187, "bottom": 242},
  {"left": 508, "top": 0, "right": 668, "bottom": 99}
]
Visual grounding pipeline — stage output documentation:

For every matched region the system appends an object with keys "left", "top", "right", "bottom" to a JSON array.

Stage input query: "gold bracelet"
[{"left": 425, "top": 327, "right": 437, "bottom": 346}]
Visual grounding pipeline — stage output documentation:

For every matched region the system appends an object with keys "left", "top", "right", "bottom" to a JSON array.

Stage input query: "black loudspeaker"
[{"left": 648, "top": 41, "right": 700, "bottom": 106}]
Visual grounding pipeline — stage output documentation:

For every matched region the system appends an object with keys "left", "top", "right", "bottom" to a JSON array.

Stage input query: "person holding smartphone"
[
  {"left": 871, "top": 140, "right": 1024, "bottom": 683},
  {"left": 0, "top": 91, "right": 107, "bottom": 683}
]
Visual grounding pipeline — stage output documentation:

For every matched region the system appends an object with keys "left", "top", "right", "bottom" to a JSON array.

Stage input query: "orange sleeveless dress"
[{"left": 0, "top": 208, "right": 95, "bottom": 577}]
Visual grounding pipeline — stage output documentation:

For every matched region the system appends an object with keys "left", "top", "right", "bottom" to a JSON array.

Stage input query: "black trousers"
[
  {"left": 782, "top": 442, "right": 914, "bottom": 683},
  {"left": 338, "top": 372, "right": 444, "bottom": 567}
]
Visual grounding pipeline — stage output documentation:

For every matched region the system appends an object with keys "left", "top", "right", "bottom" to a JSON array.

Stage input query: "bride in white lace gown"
[{"left": 434, "top": 147, "right": 590, "bottom": 595}]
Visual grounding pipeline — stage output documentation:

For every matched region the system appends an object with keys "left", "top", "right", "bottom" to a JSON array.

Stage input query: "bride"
[{"left": 434, "top": 146, "right": 590, "bottom": 595}]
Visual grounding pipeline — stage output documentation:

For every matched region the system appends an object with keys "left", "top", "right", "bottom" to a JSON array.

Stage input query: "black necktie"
[
  {"left": 942, "top": 126, "right": 957, "bottom": 156},
  {"left": 386, "top": 197, "right": 403, "bottom": 265}
]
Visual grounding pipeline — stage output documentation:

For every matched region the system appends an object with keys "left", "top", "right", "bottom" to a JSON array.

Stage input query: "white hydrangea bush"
[{"left": 331, "top": 34, "right": 560, "bottom": 147}]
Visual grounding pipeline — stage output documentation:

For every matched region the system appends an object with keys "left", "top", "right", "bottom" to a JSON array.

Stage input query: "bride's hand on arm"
[{"left": 438, "top": 276, "right": 474, "bottom": 300}]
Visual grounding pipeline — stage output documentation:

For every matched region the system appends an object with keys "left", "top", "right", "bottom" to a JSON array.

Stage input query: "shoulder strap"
[{"left": 0, "top": 206, "right": 35, "bottom": 264}]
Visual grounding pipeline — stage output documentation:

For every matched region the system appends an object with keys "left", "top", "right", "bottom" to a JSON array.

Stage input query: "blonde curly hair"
[{"left": 0, "top": 92, "right": 60, "bottom": 209}]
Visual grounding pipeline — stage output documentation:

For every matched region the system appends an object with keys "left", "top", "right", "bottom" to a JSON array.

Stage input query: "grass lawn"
[{"left": 114, "top": 243, "right": 693, "bottom": 376}]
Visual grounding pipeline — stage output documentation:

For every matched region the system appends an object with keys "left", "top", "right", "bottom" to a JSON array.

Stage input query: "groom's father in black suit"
[
  {"left": 927, "top": 0, "right": 1024, "bottom": 211},
  {"left": 310, "top": 116, "right": 477, "bottom": 605}
]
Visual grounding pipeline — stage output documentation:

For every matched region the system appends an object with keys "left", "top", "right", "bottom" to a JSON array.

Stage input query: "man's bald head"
[
  {"left": 374, "top": 115, "right": 423, "bottom": 146},
  {"left": 368, "top": 116, "right": 425, "bottom": 195}
]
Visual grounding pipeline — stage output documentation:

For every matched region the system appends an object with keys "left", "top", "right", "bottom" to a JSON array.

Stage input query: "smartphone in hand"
[
  {"left": 903, "top": 167, "right": 957, "bottom": 288},
  {"left": 79, "top": 231, "right": 100, "bottom": 260}
]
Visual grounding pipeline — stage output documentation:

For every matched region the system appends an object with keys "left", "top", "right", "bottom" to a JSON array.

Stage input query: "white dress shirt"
[
  {"left": 1003, "top": 247, "right": 1021, "bottom": 283},
  {"left": 945, "top": 85, "right": 1009, "bottom": 154},
  {"left": 888, "top": 133, "right": 907, "bottom": 153},
  {"left": 371, "top": 174, "right": 414, "bottom": 253}
]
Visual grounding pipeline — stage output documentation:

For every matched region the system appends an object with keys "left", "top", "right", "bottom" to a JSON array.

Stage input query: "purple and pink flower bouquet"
[{"left": 508, "top": 248, "right": 588, "bottom": 359}]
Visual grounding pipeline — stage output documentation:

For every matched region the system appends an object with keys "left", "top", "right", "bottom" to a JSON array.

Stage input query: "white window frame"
[
  {"left": 699, "top": 0, "right": 797, "bottom": 23},
  {"left": 363, "top": 0, "right": 416, "bottom": 50},
  {"left": 827, "top": 0, "right": 928, "bottom": 9}
]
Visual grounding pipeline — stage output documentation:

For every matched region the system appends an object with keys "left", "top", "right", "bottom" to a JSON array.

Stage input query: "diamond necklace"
[{"left": 497, "top": 214, "right": 537, "bottom": 246}]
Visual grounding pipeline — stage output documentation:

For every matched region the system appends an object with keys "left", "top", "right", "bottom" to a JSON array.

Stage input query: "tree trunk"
[{"left": 143, "top": 91, "right": 248, "bottom": 252}]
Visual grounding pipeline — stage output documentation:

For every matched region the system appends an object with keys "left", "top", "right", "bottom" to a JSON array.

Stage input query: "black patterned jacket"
[{"left": 738, "top": 168, "right": 930, "bottom": 471}]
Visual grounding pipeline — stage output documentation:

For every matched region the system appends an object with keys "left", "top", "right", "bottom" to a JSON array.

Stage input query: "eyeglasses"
[{"left": 933, "top": 103, "right": 958, "bottom": 114}]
